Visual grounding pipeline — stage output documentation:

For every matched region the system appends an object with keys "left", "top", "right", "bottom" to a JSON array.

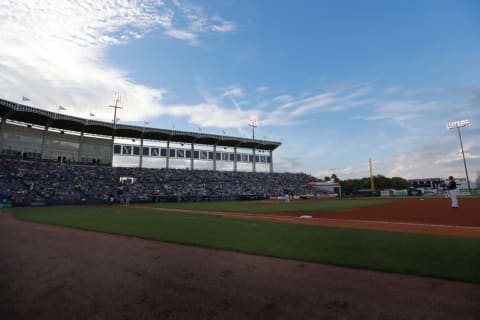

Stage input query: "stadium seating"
[{"left": 0, "top": 157, "right": 316, "bottom": 206}]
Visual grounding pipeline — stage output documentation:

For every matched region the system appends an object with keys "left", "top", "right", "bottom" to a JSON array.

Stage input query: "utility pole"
[
  {"left": 249, "top": 119, "right": 257, "bottom": 140},
  {"left": 249, "top": 120, "right": 257, "bottom": 173},
  {"left": 369, "top": 158, "right": 375, "bottom": 192},
  {"left": 109, "top": 94, "right": 123, "bottom": 166}
]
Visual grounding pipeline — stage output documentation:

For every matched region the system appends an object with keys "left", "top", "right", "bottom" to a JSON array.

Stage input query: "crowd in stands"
[{"left": 0, "top": 157, "right": 317, "bottom": 206}]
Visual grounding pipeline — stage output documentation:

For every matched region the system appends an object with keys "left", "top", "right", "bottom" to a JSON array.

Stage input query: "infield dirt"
[{"left": 141, "top": 197, "right": 480, "bottom": 238}]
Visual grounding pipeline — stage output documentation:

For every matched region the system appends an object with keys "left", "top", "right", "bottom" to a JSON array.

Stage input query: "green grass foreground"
[
  {"left": 148, "top": 198, "right": 392, "bottom": 213},
  {"left": 14, "top": 205, "right": 480, "bottom": 283}
]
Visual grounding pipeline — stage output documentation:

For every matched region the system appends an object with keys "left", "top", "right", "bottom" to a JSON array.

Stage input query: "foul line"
[
  {"left": 133, "top": 205, "right": 480, "bottom": 232},
  {"left": 315, "top": 217, "right": 480, "bottom": 230}
]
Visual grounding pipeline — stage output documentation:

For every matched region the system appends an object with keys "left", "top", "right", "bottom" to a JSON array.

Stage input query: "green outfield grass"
[
  {"left": 14, "top": 204, "right": 480, "bottom": 283},
  {"left": 147, "top": 198, "right": 392, "bottom": 213}
]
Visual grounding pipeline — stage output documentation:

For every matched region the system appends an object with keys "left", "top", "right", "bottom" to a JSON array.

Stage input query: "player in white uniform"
[{"left": 446, "top": 176, "right": 459, "bottom": 208}]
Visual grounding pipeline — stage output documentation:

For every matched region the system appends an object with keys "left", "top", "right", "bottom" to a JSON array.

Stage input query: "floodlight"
[{"left": 447, "top": 119, "right": 470, "bottom": 130}]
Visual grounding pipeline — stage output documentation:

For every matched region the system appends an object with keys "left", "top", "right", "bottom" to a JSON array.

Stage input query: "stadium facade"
[{"left": 0, "top": 98, "right": 281, "bottom": 172}]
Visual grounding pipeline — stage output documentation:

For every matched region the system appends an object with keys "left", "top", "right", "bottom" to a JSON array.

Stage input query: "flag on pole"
[
  {"left": 22, "top": 96, "right": 30, "bottom": 102},
  {"left": 58, "top": 106, "right": 66, "bottom": 110},
  {"left": 89, "top": 113, "right": 95, "bottom": 117}
]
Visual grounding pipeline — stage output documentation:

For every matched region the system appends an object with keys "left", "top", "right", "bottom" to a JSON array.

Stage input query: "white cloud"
[
  {"left": 168, "top": 1, "right": 235, "bottom": 37},
  {"left": 275, "top": 155, "right": 305, "bottom": 174},
  {"left": 210, "top": 17, "right": 236, "bottom": 32},
  {"left": 1, "top": 0, "right": 477, "bottom": 181},
  {"left": 289, "top": 93, "right": 337, "bottom": 116},
  {"left": 274, "top": 85, "right": 373, "bottom": 116},
  {"left": 249, "top": 85, "right": 372, "bottom": 124},
  {"left": 164, "top": 29, "right": 197, "bottom": 42},
  {"left": 164, "top": 102, "right": 259, "bottom": 128},
  {"left": 0, "top": 0, "right": 236, "bottom": 122},
  {"left": 256, "top": 86, "right": 270, "bottom": 93},
  {"left": 222, "top": 86, "right": 245, "bottom": 98},
  {"left": 383, "top": 86, "right": 400, "bottom": 95},
  {"left": 329, "top": 131, "right": 480, "bottom": 180},
  {"left": 366, "top": 100, "right": 441, "bottom": 122}
]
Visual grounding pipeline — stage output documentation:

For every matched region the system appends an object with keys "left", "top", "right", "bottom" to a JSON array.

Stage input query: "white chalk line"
[
  {"left": 135, "top": 205, "right": 480, "bottom": 231},
  {"left": 313, "top": 217, "right": 480, "bottom": 230}
]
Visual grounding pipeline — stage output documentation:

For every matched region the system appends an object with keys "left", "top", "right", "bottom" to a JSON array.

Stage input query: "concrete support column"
[
  {"left": 40, "top": 125, "right": 49, "bottom": 160},
  {"left": 233, "top": 147, "right": 237, "bottom": 172},
  {"left": 166, "top": 140, "right": 170, "bottom": 170},
  {"left": 0, "top": 118, "right": 6, "bottom": 154},
  {"left": 269, "top": 150, "right": 273, "bottom": 173},
  {"left": 252, "top": 148, "right": 256, "bottom": 173},
  {"left": 110, "top": 134, "right": 115, "bottom": 166},
  {"left": 213, "top": 145, "right": 217, "bottom": 171},
  {"left": 190, "top": 143, "right": 194, "bottom": 170},
  {"left": 139, "top": 137, "right": 144, "bottom": 169},
  {"left": 77, "top": 131, "right": 84, "bottom": 163}
]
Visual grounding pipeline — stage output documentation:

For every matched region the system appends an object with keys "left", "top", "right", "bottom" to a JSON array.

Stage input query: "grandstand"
[
  {"left": 0, "top": 98, "right": 319, "bottom": 206},
  {"left": 0, "top": 98, "right": 280, "bottom": 172},
  {"left": 0, "top": 157, "right": 317, "bottom": 206}
]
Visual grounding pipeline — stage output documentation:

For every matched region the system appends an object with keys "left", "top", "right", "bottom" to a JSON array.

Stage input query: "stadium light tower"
[{"left": 447, "top": 119, "right": 471, "bottom": 192}]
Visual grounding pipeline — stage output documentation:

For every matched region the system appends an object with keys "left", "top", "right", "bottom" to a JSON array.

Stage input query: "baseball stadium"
[{"left": 1, "top": 97, "right": 479, "bottom": 319}]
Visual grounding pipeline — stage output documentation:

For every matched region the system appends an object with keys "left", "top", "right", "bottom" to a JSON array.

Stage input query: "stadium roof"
[{"left": 0, "top": 98, "right": 281, "bottom": 151}]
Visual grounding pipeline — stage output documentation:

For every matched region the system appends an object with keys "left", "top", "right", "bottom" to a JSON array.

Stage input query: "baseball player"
[{"left": 446, "top": 176, "right": 459, "bottom": 208}]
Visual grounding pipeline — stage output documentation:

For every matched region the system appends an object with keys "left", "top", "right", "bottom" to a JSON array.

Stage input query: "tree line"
[{"left": 322, "top": 174, "right": 409, "bottom": 195}]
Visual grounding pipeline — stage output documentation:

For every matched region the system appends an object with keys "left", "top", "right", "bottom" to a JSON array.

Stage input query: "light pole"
[{"left": 447, "top": 119, "right": 471, "bottom": 192}]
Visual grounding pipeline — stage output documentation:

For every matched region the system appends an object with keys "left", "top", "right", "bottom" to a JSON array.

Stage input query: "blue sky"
[{"left": 1, "top": 0, "right": 479, "bottom": 180}]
